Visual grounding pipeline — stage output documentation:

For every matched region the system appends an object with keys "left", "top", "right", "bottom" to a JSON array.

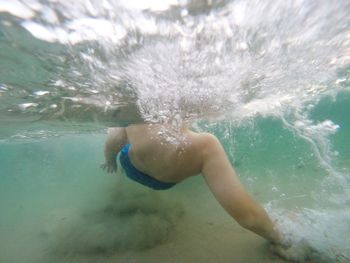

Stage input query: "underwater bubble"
[{"left": 18, "top": 103, "right": 38, "bottom": 111}]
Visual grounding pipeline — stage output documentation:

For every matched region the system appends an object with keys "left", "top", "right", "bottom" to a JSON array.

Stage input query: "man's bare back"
[
  {"left": 126, "top": 124, "right": 212, "bottom": 182},
  {"left": 101, "top": 123, "right": 282, "bottom": 244}
]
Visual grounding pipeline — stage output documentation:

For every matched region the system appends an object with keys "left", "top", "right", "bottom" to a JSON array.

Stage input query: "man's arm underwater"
[
  {"left": 101, "top": 127, "right": 127, "bottom": 173},
  {"left": 200, "top": 133, "right": 281, "bottom": 243}
]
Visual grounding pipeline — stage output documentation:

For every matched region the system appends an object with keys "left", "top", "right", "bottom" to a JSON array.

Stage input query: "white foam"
[
  {"left": 22, "top": 21, "right": 57, "bottom": 43},
  {"left": 119, "top": 0, "right": 179, "bottom": 11},
  {"left": 268, "top": 207, "right": 350, "bottom": 262},
  {"left": 0, "top": 0, "right": 35, "bottom": 19}
]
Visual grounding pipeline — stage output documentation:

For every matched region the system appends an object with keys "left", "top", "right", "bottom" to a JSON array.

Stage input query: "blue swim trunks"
[{"left": 118, "top": 144, "right": 176, "bottom": 190}]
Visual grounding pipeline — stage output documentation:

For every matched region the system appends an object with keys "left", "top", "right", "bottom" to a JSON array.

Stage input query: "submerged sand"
[
  {"left": 37, "top": 175, "right": 292, "bottom": 263},
  {"left": 1, "top": 173, "right": 293, "bottom": 263}
]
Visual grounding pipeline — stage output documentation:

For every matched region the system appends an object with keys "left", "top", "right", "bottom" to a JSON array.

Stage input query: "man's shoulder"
[
  {"left": 196, "top": 132, "right": 219, "bottom": 143},
  {"left": 189, "top": 132, "right": 221, "bottom": 152}
]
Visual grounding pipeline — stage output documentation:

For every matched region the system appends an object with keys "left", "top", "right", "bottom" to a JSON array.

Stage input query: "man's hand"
[
  {"left": 102, "top": 127, "right": 127, "bottom": 174},
  {"left": 100, "top": 162, "right": 117, "bottom": 173},
  {"left": 270, "top": 238, "right": 315, "bottom": 262}
]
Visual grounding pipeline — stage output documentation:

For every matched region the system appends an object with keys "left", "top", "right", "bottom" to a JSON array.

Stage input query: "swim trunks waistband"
[{"left": 119, "top": 144, "right": 176, "bottom": 190}]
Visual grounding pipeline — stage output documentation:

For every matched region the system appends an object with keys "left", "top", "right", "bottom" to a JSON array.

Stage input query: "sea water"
[{"left": 0, "top": 1, "right": 350, "bottom": 262}]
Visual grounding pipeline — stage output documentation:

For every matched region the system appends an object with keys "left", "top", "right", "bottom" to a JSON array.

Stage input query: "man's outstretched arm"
[
  {"left": 101, "top": 127, "right": 127, "bottom": 173},
  {"left": 200, "top": 134, "right": 281, "bottom": 243}
]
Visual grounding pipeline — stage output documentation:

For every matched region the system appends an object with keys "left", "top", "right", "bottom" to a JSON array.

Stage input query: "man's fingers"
[{"left": 100, "top": 163, "right": 117, "bottom": 173}]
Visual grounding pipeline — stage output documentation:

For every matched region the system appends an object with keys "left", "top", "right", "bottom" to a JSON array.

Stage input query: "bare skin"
[{"left": 101, "top": 123, "right": 281, "bottom": 244}]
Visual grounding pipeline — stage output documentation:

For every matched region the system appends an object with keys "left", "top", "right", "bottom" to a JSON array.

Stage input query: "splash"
[
  {"left": 1, "top": 0, "right": 350, "bottom": 125},
  {"left": 267, "top": 207, "right": 350, "bottom": 263}
]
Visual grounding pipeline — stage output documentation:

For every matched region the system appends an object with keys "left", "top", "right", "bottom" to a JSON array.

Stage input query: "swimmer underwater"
[{"left": 101, "top": 122, "right": 282, "bottom": 246}]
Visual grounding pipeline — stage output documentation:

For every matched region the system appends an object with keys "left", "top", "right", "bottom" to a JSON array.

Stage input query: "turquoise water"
[
  {"left": 0, "top": 92, "right": 349, "bottom": 262},
  {"left": 1, "top": 0, "right": 350, "bottom": 262}
]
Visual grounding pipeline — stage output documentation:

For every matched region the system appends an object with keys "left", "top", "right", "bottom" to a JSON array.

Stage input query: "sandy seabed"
[{"left": 0, "top": 173, "right": 293, "bottom": 263}]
